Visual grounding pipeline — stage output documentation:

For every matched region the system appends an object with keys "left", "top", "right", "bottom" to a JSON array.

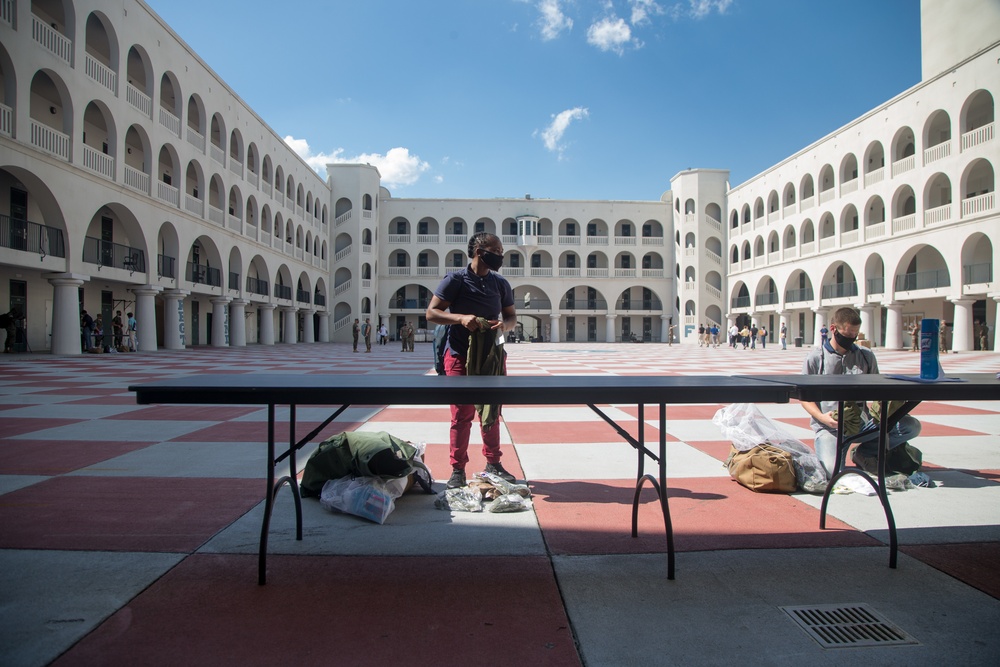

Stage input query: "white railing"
[
  {"left": 558, "top": 267, "right": 580, "bottom": 277},
  {"left": 274, "top": 236, "right": 283, "bottom": 250},
  {"left": 684, "top": 281, "right": 696, "bottom": 291},
  {"left": 294, "top": 247, "right": 303, "bottom": 260},
  {"left": 767, "top": 210, "right": 779, "bottom": 223},
  {"left": 800, "top": 195, "right": 815, "bottom": 211},
  {"left": 32, "top": 16, "right": 72, "bottom": 64},
  {"left": 753, "top": 256, "right": 765, "bottom": 268},
  {"left": 125, "top": 82, "right": 152, "bottom": 118},
  {"left": 705, "top": 216, "right": 721, "bottom": 232},
  {"left": 362, "top": 210, "right": 373, "bottom": 219},
  {"left": 841, "top": 229, "right": 859, "bottom": 245},
  {"left": 818, "top": 188, "right": 834, "bottom": 204},
  {"left": 446, "top": 234, "right": 466, "bottom": 244},
  {"left": 388, "top": 234, "right": 410, "bottom": 244},
  {"left": 208, "top": 205, "right": 225, "bottom": 226},
  {"left": 159, "top": 107, "right": 181, "bottom": 136},
  {"left": 558, "top": 235, "right": 581, "bottom": 245},
  {"left": 536, "top": 234, "right": 553, "bottom": 245},
  {"left": 532, "top": 267, "right": 555, "bottom": 277},
  {"left": 227, "top": 214, "right": 242, "bottom": 232},
  {"left": 85, "top": 53, "right": 117, "bottom": 93},
  {"left": 892, "top": 213, "right": 917, "bottom": 233},
  {"left": 924, "top": 203, "right": 952, "bottom": 226},
  {"left": 187, "top": 127, "right": 206, "bottom": 152},
  {"left": 614, "top": 236, "right": 637, "bottom": 246},
  {"left": 82, "top": 144, "right": 115, "bottom": 179},
  {"left": 361, "top": 244, "right": 371, "bottom": 254},
  {"left": 704, "top": 250, "right": 721, "bottom": 266},
  {"left": 839, "top": 179, "right": 858, "bottom": 196},
  {"left": 297, "top": 204, "right": 304, "bottom": 217},
  {"left": 157, "top": 180, "right": 180, "bottom": 207},
  {"left": 30, "top": 120, "right": 70, "bottom": 159},
  {"left": 684, "top": 247, "right": 695, "bottom": 257},
  {"left": 334, "top": 245, "right": 352, "bottom": 262},
  {"left": 274, "top": 191, "right": 284, "bottom": 206},
  {"left": 262, "top": 181, "right": 272, "bottom": 197},
  {"left": 210, "top": 144, "right": 225, "bottom": 166},
  {"left": 614, "top": 268, "right": 637, "bottom": 278},
  {"left": 417, "top": 234, "right": 439, "bottom": 243},
  {"left": 586, "top": 236, "right": 609, "bottom": 246},
  {"left": 1, "top": 0, "right": 13, "bottom": 27},
  {"left": 334, "top": 281, "right": 352, "bottom": 296},
  {"left": 123, "top": 165, "right": 150, "bottom": 195},
  {"left": 891, "top": 155, "right": 915, "bottom": 177},
  {"left": 768, "top": 250, "right": 780, "bottom": 263},
  {"left": 503, "top": 267, "right": 525, "bottom": 277},
  {"left": 641, "top": 268, "right": 664, "bottom": 278},
  {"left": 684, "top": 315, "right": 695, "bottom": 325},
  {"left": 962, "top": 192, "right": 994, "bottom": 218},
  {"left": 333, "top": 315, "right": 351, "bottom": 332},
  {"left": 783, "top": 246, "right": 798, "bottom": 261},
  {"left": 923, "top": 141, "right": 950, "bottom": 165},
  {"left": 783, "top": 203, "right": 795, "bottom": 217},
  {"left": 0, "top": 102, "right": 10, "bottom": 137},
  {"left": 247, "top": 171, "right": 259, "bottom": 188},
  {"left": 335, "top": 210, "right": 352, "bottom": 226},
  {"left": 641, "top": 236, "right": 664, "bottom": 246},
  {"left": 961, "top": 122, "right": 993, "bottom": 152},
  {"left": 185, "top": 195, "right": 205, "bottom": 217},
  {"left": 819, "top": 236, "right": 836, "bottom": 251},
  {"left": 416, "top": 266, "right": 440, "bottom": 276},
  {"left": 706, "top": 284, "right": 722, "bottom": 299},
  {"left": 388, "top": 266, "right": 411, "bottom": 276},
  {"left": 229, "top": 158, "right": 243, "bottom": 178},
  {"left": 801, "top": 241, "right": 816, "bottom": 255},
  {"left": 865, "top": 222, "right": 886, "bottom": 240},
  {"left": 863, "top": 167, "right": 884, "bottom": 187}
]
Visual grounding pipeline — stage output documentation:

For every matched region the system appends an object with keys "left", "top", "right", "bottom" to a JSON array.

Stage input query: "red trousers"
[{"left": 444, "top": 350, "right": 502, "bottom": 469}]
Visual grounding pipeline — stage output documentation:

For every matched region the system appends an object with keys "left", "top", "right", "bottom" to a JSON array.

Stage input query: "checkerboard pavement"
[{"left": 1, "top": 343, "right": 998, "bottom": 666}]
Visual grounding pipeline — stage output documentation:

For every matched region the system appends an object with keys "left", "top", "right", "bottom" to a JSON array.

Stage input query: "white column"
[
  {"left": 950, "top": 298, "right": 975, "bottom": 352},
  {"left": 210, "top": 297, "right": 230, "bottom": 347},
  {"left": 605, "top": 313, "right": 617, "bottom": 343},
  {"left": 302, "top": 308, "right": 315, "bottom": 343},
  {"left": 991, "top": 295, "right": 1000, "bottom": 353},
  {"left": 282, "top": 307, "right": 297, "bottom": 344},
  {"left": 259, "top": 304, "right": 276, "bottom": 345},
  {"left": 162, "top": 289, "right": 189, "bottom": 350},
  {"left": 812, "top": 308, "right": 827, "bottom": 347},
  {"left": 229, "top": 299, "right": 248, "bottom": 347},
  {"left": 318, "top": 312, "right": 330, "bottom": 343},
  {"left": 884, "top": 302, "right": 903, "bottom": 349},
  {"left": 857, "top": 304, "right": 875, "bottom": 344},
  {"left": 133, "top": 286, "right": 162, "bottom": 352},
  {"left": 548, "top": 313, "right": 560, "bottom": 343},
  {"left": 46, "top": 273, "right": 88, "bottom": 355}
]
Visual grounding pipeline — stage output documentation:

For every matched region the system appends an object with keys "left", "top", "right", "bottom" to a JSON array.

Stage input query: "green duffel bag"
[{"left": 300, "top": 431, "right": 431, "bottom": 497}]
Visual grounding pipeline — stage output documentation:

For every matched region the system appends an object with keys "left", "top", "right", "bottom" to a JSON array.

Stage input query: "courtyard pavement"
[{"left": 0, "top": 341, "right": 998, "bottom": 666}]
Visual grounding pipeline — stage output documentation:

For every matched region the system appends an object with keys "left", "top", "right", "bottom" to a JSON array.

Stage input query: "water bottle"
[{"left": 920, "top": 319, "right": 940, "bottom": 380}]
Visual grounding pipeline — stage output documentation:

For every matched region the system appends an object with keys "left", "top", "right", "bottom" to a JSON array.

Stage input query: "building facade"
[{"left": 0, "top": 0, "right": 996, "bottom": 354}]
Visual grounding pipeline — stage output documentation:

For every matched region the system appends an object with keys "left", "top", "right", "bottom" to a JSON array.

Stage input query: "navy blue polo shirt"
[{"left": 434, "top": 266, "right": 514, "bottom": 357}]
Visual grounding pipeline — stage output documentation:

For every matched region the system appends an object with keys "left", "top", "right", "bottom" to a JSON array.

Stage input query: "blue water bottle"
[{"left": 920, "top": 319, "right": 940, "bottom": 380}]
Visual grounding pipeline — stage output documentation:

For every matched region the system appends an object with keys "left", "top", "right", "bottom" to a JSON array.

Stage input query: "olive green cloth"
[{"left": 466, "top": 317, "right": 507, "bottom": 428}]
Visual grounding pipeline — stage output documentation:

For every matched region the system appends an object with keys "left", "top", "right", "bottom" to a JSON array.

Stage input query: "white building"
[{"left": 0, "top": 0, "right": 996, "bottom": 354}]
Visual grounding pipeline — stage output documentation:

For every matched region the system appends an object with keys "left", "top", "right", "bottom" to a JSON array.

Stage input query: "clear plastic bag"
[
  {"left": 486, "top": 493, "right": 533, "bottom": 513},
  {"left": 713, "top": 403, "right": 829, "bottom": 493},
  {"left": 434, "top": 486, "right": 484, "bottom": 512},
  {"left": 475, "top": 471, "right": 531, "bottom": 498},
  {"left": 320, "top": 477, "right": 395, "bottom": 524}
]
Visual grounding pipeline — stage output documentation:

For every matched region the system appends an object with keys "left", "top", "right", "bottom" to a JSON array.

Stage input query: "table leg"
[
  {"left": 258, "top": 403, "right": 307, "bottom": 585},
  {"left": 627, "top": 403, "right": 675, "bottom": 580}
]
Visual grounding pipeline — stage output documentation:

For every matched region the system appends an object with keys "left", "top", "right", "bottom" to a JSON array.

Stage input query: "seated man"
[{"left": 800, "top": 306, "right": 921, "bottom": 477}]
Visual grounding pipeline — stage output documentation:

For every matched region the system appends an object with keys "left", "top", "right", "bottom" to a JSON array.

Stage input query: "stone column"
[
  {"left": 884, "top": 303, "right": 903, "bottom": 350},
  {"left": 318, "top": 312, "right": 330, "bottom": 343},
  {"left": 162, "top": 289, "right": 189, "bottom": 350},
  {"left": 991, "top": 294, "right": 1000, "bottom": 353},
  {"left": 950, "top": 298, "right": 975, "bottom": 352},
  {"left": 302, "top": 308, "right": 315, "bottom": 343},
  {"left": 46, "top": 273, "right": 88, "bottom": 355},
  {"left": 133, "top": 286, "right": 162, "bottom": 352},
  {"left": 229, "top": 299, "right": 248, "bottom": 347},
  {"left": 857, "top": 304, "right": 875, "bottom": 344},
  {"left": 282, "top": 307, "right": 298, "bottom": 344},
  {"left": 548, "top": 313, "right": 560, "bottom": 343},
  {"left": 210, "top": 297, "right": 230, "bottom": 347},
  {"left": 259, "top": 304, "right": 276, "bottom": 345},
  {"left": 812, "top": 308, "right": 827, "bottom": 347},
  {"left": 605, "top": 313, "right": 617, "bottom": 343}
]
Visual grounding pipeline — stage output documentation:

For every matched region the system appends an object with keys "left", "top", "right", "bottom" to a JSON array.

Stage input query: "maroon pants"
[{"left": 444, "top": 350, "right": 502, "bottom": 469}]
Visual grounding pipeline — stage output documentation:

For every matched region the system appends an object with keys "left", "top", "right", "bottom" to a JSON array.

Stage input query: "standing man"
[
  {"left": 729, "top": 323, "right": 739, "bottom": 348},
  {"left": 911, "top": 321, "right": 920, "bottom": 351},
  {"left": 980, "top": 322, "right": 990, "bottom": 352},
  {"left": 406, "top": 321, "right": 416, "bottom": 351},
  {"left": 112, "top": 310, "right": 124, "bottom": 349},
  {"left": 667, "top": 323, "right": 676, "bottom": 346},
  {"left": 81, "top": 310, "right": 94, "bottom": 352},
  {"left": 126, "top": 312, "right": 138, "bottom": 351},
  {"left": 379, "top": 322, "right": 388, "bottom": 346},
  {"left": 801, "top": 306, "right": 922, "bottom": 478},
  {"left": 759, "top": 324, "right": 767, "bottom": 349},
  {"left": 710, "top": 323, "right": 720, "bottom": 348},
  {"left": 426, "top": 232, "right": 518, "bottom": 489},
  {"left": 1, "top": 309, "right": 17, "bottom": 353},
  {"left": 352, "top": 318, "right": 360, "bottom": 352},
  {"left": 749, "top": 322, "right": 759, "bottom": 350},
  {"left": 819, "top": 323, "right": 829, "bottom": 347},
  {"left": 939, "top": 321, "right": 948, "bottom": 353},
  {"left": 780, "top": 323, "right": 787, "bottom": 350},
  {"left": 697, "top": 323, "right": 705, "bottom": 347},
  {"left": 362, "top": 318, "right": 372, "bottom": 352}
]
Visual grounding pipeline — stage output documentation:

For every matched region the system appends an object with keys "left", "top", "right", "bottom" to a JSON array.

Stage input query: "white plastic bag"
[
  {"left": 320, "top": 477, "right": 395, "bottom": 524},
  {"left": 713, "top": 403, "right": 828, "bottom": 493}
]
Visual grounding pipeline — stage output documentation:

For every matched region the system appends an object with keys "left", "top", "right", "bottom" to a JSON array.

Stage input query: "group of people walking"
[
  {"left": 727, "top": 322, "right": 772, "bottom": 350},
  {"left": 351, "top": 319, "right": 417, "bottom": 352},
  {"left": 81, "top": 309, "right": 136, "bottom": 353}
]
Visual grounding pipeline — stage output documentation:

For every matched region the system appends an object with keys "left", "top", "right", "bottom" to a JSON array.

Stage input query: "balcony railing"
[
  {"left": 125, "top": 82, "right": 152, "bottom": 118},
  {"left": 0, "top": 214, "right": 66, "bottom": 258},
  {"left": 275, "top": 284, "right": 292, "bottom": 300},
  {"left": 785, "top": 287, "right": 814, "bottom": 303},
  {"left": 560, "top": 299, "right": 608, "bottom": 311},
  {"left": 923, "top": 141, "right": 950, "bottom": 165},
  {"left": 297, "top": 289, "right": 311, "bottom": 304},
  {"left": 961, "top": 122, "right": 994, "bottom": 151},
  {"left": 314, "top": 293, "right": 326, "bottom": 307},
  {"left": 30, "top": 120, "right": 70, "bottom": 160},
  {"left": 731, "top": 295, "right": 751, "bottom": 309},
  {"left": 82, "top": 144, "right": 115, "bottom": 179},
  {"left": 157, "top": 254, "right": 176, "bottom": 279},
  {"left": 246, "top": 276, "right": 269, "bottom": 296},
  {"left": 821, "top": 282, "right": 858, "bottom": 299},
  {"left": 962, "top": 191, "right": 994, "bottom": 218},
  {"left": 85, "top": 53, "right": 117, "bottom": 93},
  {"left": 895, "top": 269, "right": 950, "bottom": 292},
  {"left": 867, "top": 276, "right": 884, "bottom": 294},
  {"left": 186, "top": 262, "right": 221, "bottom": 287},
  {"left": 83, "top": 236, "right": 145, "bottom": 273},
  {"left": 963, "top": 262, "right": 993, "bottom": 284},
  {"left": 32, "top": 16, "right": 72, "bottom": 64}
]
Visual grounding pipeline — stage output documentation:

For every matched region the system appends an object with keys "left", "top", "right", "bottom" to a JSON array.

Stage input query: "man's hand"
[{"left": 816, "top": 411, "right": 838, "bottom": 429}]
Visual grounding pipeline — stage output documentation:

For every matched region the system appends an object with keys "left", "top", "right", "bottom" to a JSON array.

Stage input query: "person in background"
[
  {"left": 126, "top": 312, "right": 138, "bottom": 351},
  {"left": 362, "top": 318, "right": 372, "bottom": 352},
  {"left": 379, "top": 322, "right": 388, "bottom": 346},
  {"left": 697, "top": 323, "right": 705, "bottom": 347},
  {"left": 1, "top": 309, "right": 18, "bottom": 353},
  {"left": 710, "top": 323, "right": 720, "bottom": 348},
  {"left": 426, "top": 231, "right": 517, "bottom": 489},
  {"left": 81, "top": 310, "right": 94, "bottom": 352},
  {"left": 352, "top": 318, "right": 360, "bottom": 352},
  {"left": 911, "top": 321, "right": 920, "bottom": 352},
  {"left": 112, "top": 310, "right": 124, "bottom": 349},
  {"left": 780, "top": 323, "right": 787, "bottom": 350},
  {"left": 939, "top": 321, "right": 948, "bottom": 353}
]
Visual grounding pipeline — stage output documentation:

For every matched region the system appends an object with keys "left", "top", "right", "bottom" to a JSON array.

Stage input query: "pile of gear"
[{"left": 435, "top": 471, "right": 532, "bottom": 513}]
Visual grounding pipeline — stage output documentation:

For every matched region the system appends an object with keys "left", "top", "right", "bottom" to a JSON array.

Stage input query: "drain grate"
[{"left": 780, "top": 603, "right": 920, "bottom": 649}]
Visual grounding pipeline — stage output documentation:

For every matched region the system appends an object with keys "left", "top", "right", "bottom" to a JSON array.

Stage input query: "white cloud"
[
  {"left": 284, "top": 136, "right": 430, "bottom": 188},
  {"left": 630, "top": 0, "right": 664, "bottom": 25},
  {"left": 669, "top": 0, "right": 734, "bottom": 20},
  {"left": 537, "top": 107, "right": 589, "bottom": 157},
  {"left": 586, "top": 16, "right": 633, "bottom": 55},
  {"left": 537, "top": 0, "right": 573, "bottom": 40}
]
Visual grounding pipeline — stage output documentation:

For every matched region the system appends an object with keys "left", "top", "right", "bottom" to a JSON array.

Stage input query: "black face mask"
[
  {"left": 833, "top": 330, "right": 857, "bottom": 350},
  {"left": 479, "top": 249, "right": 504, "bottom": 271}
]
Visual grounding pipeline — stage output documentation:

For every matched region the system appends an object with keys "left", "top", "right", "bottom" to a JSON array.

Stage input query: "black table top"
[
  {"left": 736, "top": 372, "right": 1000, "bottom": 402},
  {"left": 130, "top": 373, "right": 794, "bottom": 407}
]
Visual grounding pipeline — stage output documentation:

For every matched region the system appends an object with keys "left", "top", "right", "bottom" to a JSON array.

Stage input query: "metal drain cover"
[{"left": 780, "top": 603, "right": 920, "bottom": 648}]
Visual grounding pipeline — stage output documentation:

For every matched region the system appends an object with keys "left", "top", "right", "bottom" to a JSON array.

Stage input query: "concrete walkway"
[{"left": 1, "top": 342, "right": 997, "bottom": 666}]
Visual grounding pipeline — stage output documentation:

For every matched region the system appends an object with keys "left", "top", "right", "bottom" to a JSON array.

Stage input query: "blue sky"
[{"left": 144, "top": 0, "right": 922, "bottom": 201}]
